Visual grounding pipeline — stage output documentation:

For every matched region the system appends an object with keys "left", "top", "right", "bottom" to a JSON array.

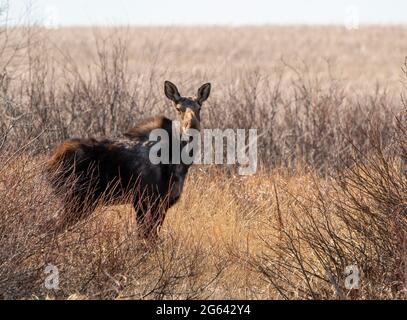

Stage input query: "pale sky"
[{"left": 4, "top": 0, "right": 407, "bottom": 26}]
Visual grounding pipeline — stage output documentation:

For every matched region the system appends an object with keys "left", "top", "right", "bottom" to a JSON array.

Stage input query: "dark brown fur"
[{"left": 47, "top": 81, "right": 211, "bottom": 238}]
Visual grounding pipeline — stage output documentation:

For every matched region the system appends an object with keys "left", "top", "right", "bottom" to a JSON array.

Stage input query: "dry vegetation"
[{"left": 0, "top": 24, "right": 406, "bottom": 299}]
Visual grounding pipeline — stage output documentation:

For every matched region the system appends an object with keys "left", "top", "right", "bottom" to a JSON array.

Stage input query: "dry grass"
[{"left": 0, "top": 26, "right": 406, "bottom": 299}]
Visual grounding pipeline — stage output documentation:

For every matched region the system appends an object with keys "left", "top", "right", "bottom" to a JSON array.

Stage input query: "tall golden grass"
[{"left": 0, "top": 26, "right": 406, "bottom": 299}]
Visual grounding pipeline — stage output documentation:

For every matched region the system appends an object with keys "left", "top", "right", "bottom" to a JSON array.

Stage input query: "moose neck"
[{"left": 169, "top": 120, "right": 200, "bottom": 168}]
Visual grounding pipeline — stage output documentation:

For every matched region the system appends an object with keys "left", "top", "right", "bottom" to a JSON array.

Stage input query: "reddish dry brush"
[
  {"left": 0, "top": 152, "right": 227, "bottom": 299},
  {"left": 244, "top": 108, "right": 407, "bottom": 299},
  {"left": 0, "top": 26, "right": 406, "bottom": 299}
]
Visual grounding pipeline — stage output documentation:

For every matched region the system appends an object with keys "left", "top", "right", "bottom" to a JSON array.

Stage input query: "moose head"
[{"left": 164, "top": 81, "right": 211, "bottom": 134}]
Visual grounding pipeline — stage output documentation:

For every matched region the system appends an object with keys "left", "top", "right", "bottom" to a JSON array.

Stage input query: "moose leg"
[
  {"left": 134, "top": 199, "right": 167, "bottom": 239},
  {"left": 135, "top": 207, "right": 149, "bottom": 238},
  {"left": 151, "top": 206, "right": 167, "bottom": 235}
]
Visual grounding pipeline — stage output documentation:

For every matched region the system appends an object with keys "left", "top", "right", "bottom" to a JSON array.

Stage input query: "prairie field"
[{"left": 0, "top": 26, "right": 406, "bottom": 299}]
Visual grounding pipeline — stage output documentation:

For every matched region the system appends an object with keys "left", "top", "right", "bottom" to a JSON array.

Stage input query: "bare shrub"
[
  {"left": 247, "top": 106, "right": 406, "bottom": 299},
  {"left": 0, "top": 26, "right": 406, "bottom": 299}
]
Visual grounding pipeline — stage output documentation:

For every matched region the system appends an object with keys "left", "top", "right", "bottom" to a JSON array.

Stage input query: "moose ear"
[
  {"left": 197, "top": 83, "right": 211, "bottom": 104},
  {"left": 164, "top": 81, "right": 181, "bottom": 103}
]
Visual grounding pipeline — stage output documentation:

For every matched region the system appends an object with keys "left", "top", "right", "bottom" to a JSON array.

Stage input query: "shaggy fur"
[{"left": 47, "top": 81, "right": 211, "bottom": 237}]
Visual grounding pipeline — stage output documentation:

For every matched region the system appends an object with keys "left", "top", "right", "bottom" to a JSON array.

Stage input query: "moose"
[{"left": 47, "top": 81, "right": 211, "bottom": 238}]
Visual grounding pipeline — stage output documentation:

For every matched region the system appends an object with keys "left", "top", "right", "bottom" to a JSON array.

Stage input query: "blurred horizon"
[{"left": 3, "top": 0, "right": 407, "bottom": 27}]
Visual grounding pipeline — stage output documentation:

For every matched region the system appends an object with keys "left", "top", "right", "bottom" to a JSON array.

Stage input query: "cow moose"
[{"left": 47, "top": 81, "right": 211, "bottom": 238}]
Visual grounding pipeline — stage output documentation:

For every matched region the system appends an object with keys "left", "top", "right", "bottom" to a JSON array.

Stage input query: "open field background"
[{"left": 0, "top": 26, "right": 406, "bottom": 299}]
